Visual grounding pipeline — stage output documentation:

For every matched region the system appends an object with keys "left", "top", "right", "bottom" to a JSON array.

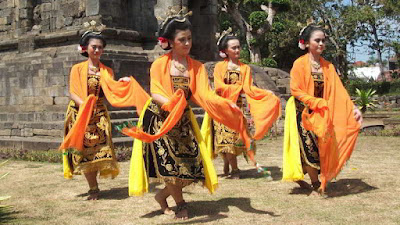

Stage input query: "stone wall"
[
  {"left": 0, "top": 0, "right": 224, "bottom": 150},
  {"left": 189, "top": 0, "right": 218, "bottom": 61},
  {"left": 0, "top": 0, "right": 87, "bottom": 39}
]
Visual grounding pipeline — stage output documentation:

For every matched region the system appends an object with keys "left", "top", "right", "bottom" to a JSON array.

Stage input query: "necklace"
[
  {"left": 228, "top": 61, "right": 239, "bottom": 70},
  {"left": 310, "top": 60, "right": 321, "bottom": 70},
  {"left": 173, "top": 60, "right": 187, "bottom": 74},
  {"left": 89, "top": 65, "right": 100, "bottom": 73}
]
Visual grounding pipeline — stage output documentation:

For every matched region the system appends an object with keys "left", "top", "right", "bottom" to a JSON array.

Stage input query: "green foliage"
[
  {"left": 272, "top": 21, "right": 285, "bottom": 32},
  {"left": 346, "top": 79, "right": 400, "bottom": 96},
  {"left": 261, "top": 57, "right": 278, "bottom": 68},
  {"left": 354, "top": 88, "right": 378, "bottom": 113},
  {"left": 0, "top": 147, "right": 133, "bottom": 163},
  {"left": 270, "top": 0, "right": 290, "bottom": 10},
  {"left": 240, "top": 47, "right": 251, "bottom": 63},
  {"left": 248, "top": 0, "right": 269, "bottom": 5},
  {"left": 249, "top": 11, "right": 267, "bottom": 29},
  {"left": 0, "top": 149, "right": 62, "bottom": 163},
  {"left": 248, "top": 38, "right": 258, "bottom": 47}
]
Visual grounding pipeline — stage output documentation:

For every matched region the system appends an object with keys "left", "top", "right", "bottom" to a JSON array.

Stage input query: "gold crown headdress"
[
  {"left": 156, "top": 6, "right": 193, "bottom": 30},
  {"left": 78, "top": 20, "right": 106, "bottom": 53},
  {"left": 298, "top": 18, "right": 328, "bottom": 37},
  {"left": 215, "top": 27, "right": 233, "bottom": 46},
  {"left": 82, "top": 20, "right": 106, "bottom": 35}
]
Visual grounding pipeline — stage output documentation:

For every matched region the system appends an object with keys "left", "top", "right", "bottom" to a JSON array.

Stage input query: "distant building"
[
  {"left": 350, "top": 66, "right": 381, "bottom": 80},
  {"left": 353, "top": 61, "right": 367, "bottom": 67}
]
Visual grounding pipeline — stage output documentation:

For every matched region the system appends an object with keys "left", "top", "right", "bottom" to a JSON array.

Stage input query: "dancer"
[
  {"left": 60, "top": 21, "right": 149, "bottom": 200},
  {"left": 202, "top": 32, "right": 281, "bottom": 179},
  {"left": 282, "top": 24, "right": 362, "bottom": 195},
  {"left": 124, "top": 9, "right": 251, "bottom": 220}
]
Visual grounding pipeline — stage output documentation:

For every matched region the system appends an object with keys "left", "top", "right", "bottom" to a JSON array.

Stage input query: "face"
[
  {"left": 87, "top": 38, "right": 104, "bottom": 60},
  {"left": 225, "top": 39, "right": 241, "bottom": 60},
  {"left": 307, "top": 30, "right": 326, "bottom": 55},
  {"left": 170, "top": 29, "right": 192, "bottom": 56}
]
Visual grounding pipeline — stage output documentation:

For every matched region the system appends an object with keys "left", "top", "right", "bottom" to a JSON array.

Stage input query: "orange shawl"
[
  {"left": 60, "top": 60, "right": 150, "bottom": 152},
  {"left": 290, "top": 53, "right": 360, "bottom": 190},
  {"left": 214, "top": 60, "right": 281, "bottom": 140},
  {"left": 123, "top": 52, "right": 251, "bottom": 148}
]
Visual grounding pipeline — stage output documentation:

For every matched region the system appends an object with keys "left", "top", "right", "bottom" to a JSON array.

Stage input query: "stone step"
[
  {"left": 0, "top": 106, "right": 206, "bottom": 123},
  {"left": 0, "top": 137, "right": 134, "bottom": 151},
  {"left": 109, "top": 110, "right": 138, "bottom": 120}
]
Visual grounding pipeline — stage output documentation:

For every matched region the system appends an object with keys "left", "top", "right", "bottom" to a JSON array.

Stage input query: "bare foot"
[
  {"left": 87, "top": 188, "right": 99, "bottom": 200},
  {"left": 317, "top": 187, "right": 328, "bottom": 198},
  {"left": 309, "top": 190, "right": 320, "bottom": 196},
  {"left": 155, "top": 193, "right": 174, "bottom": 215},
  {"left": 229, "top": 169, "right": 240, "bottom": 179},
  {"left": 174, "top": 201, "right": 188, "bottom": 220},
  {"left": 295, "top": 180, "right": 311, "bottom": 189}
]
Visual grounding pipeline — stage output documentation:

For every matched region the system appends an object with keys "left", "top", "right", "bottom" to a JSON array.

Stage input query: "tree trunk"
[
  {"left": 250, "top": 45, "right": 262, "bottom": 63},
  {"left": 371, "top": 21, "right": 385, "bottom": 81},
  {"left": 266, "top": 2, "right": 275, "bottom": 26},
  {"left": 337, "top": 50, "right": 348, "bottom": 80}
]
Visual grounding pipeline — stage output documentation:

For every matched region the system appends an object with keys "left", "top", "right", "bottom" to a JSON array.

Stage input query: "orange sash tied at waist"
[{"left": 290, "top": 53, "right": 360, "bottom": 190}]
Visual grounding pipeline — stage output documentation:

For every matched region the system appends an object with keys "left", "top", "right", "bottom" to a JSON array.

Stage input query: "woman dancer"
[
  {"left": 282, "top": 24, "right": 362, "bottom": 195},
  {"left": 124, "top": 11, "right": 251, "bottom": 220},
  {"left": 60, "top": 22, "right": 149, "bottom": 200},
  {"left": 205, "top": 34, "right": 281, "bottom": 179}
]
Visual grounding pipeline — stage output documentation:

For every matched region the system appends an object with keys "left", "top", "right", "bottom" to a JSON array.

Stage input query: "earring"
[{"left": 306, "top": 44, "right": 309, "bottom": 47}]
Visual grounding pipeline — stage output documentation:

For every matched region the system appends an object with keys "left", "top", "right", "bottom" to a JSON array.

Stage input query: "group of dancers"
[{"left": 59, "top": 10, "right": 362, "bottom": 220}]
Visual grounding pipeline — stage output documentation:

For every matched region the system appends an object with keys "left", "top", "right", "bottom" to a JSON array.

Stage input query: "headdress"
[
  {"left": 215, "top": 27, "right": 233, "bottom": 58},
  {"left": 297, "top": 18, "right": 327, "bottom": 50},
  {"left": 156, "top": 6, "right": 193, "bottom": 50},
  {"left": 77, "top": 20, "right": 106, "bottom": 54}
]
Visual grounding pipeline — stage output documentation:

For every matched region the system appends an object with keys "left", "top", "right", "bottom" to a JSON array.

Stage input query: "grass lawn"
[{"left": 0, "top": 136, "right": 399, "bottom": 225}]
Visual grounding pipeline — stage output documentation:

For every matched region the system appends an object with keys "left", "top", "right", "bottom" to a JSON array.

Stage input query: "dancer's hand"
[
  {"left": 353, "top": 106, "right": 363, "bottom": 125},
  {"left": 118, "top": 77, "right": 131, "bottom": 82},
  {"left": 229, "top": 102, "right": 240, "bottom": 111}
]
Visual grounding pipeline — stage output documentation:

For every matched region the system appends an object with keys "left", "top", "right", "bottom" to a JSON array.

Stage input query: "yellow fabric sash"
[
  {"left": 282, "top": 96, "right": 304, "bottom": 181},
  {"left": 200, "top": 112, "right": 214, "bottom": 160},
  {"left": 129, "top": 99, "right": 218, "bottom": 196}
]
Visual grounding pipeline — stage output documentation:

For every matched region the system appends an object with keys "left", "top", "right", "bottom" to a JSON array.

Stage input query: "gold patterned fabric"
[
  {"left": 213, "top": 70, "right": 254, "bottom": 155},
  {"left": 294, "top": 72, "right": 324, "bottom": 170},
  {"left": 141, "top": 77, "right": 204, "bottom": 186},
  {"left": 64, "top": 74, "right": 119, "bottom": 178}
]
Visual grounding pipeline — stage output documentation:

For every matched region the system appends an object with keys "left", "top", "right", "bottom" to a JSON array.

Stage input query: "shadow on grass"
[
  {"left": 238, "top": 166, "right": 282, "bottom": 181},
  {"left": 0, "top": 207, "right": 18, "bottom": 224},
  {"left": 326, "top": 179, "right": 378, "bottom": 198},
  {"left": 77, "top": 187, "right": 130, "bottom": 200},
  {"left": 141, "top": 197, "right": 279, "bottom": 223},
  {"left": 289, "top": 178, "right": 378, "bottom": 197}
]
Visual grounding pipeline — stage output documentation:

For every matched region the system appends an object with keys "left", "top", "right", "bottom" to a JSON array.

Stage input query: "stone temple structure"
[{"left": 0, "top": 0, "right": 288, "bottom": 150}]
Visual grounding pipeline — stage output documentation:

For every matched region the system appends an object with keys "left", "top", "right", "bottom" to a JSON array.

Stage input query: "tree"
[
  {"left": 314, "top": 0, "right": 362, "bottom": 80},
  {"left": 349, "top": 0, "right": 400, "bottom": 80},
  {"left": 218, "top": 0, "right": 290, "bottom": 63}
]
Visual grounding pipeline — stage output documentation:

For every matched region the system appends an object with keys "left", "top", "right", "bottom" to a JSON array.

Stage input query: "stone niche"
[{"left": 0, "top": 0, "right": 219, "bottom": 150}]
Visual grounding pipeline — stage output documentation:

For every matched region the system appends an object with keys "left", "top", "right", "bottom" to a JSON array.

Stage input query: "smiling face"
[
  {"left": 225, "top": 39, "right": 241, "bottom": 61},
  {"left": 307, "top": 30, "right": 326, "bottom": 56},
  {"left": 170, "top": 29, "right": 192, "bottom": 56},
  {"left": 87, "top": 38, "right": 104, "bottom": 60}
]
